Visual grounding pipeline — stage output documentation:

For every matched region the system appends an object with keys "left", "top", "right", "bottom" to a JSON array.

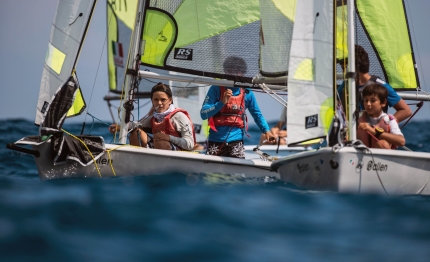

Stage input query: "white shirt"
[{"left": 367, "top": 112, "right": 403, "bottom": 136}]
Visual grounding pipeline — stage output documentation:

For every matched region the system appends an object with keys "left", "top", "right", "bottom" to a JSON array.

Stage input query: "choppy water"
[{"left": 1, "top": 119, "right": 430, "bottom": 261}]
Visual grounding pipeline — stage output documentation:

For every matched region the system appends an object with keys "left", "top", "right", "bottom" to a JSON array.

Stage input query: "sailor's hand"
[
  {"left": 109, "top": 124, "right": 120, "bottom": 134},
  {"left": 270, "top": 127, "right": 280, "bottom": 138},
  {"left": 264, "top": 131, "right": 276, "bottom": 144},
  {"left": 222, "top": 89, "right": 233, "bottom": 104},
  {"left": 270, "top": 127, "right": 288, "bottom": 140},
  {"left": 278, "top": 130, "right": 287, "bottom": 138},
  {"left": 154, "top": 132, "right": 170, "bottom": 142},
  {"left": 358, "top": 122, "right": 375, "bottom": 135}
]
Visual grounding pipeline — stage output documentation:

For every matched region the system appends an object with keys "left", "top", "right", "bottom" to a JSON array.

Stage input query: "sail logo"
[
  {"left": 366, "top": 160, "right": 388, "bottom": 171},
  {"left": 305, "top": 114, "right": 318, "bottom": 129},
  {"left": 297, "top": 163, "right": 309, "bottom": 174},
  {"left": 174, "top": 48, "right": 193, "bottom": 60},
  {"left": 112, "top": 41, "right": 124, "bottom": 67},
  {"left": 41, "top": 101, "right": 49, "bottom": 114}
]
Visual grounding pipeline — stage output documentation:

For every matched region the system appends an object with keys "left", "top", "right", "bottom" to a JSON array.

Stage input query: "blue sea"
[{"left": 1, "top": 119, "right": 430, "bottom": 261}]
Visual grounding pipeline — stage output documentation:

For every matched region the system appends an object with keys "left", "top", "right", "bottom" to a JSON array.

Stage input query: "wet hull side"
[{"left": 271, "top": 147, "right": 430, "bottom": 195}]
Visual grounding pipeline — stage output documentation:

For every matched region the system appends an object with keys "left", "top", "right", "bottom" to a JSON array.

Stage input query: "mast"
[
  {"left": 119, "top": 0, "right": 147, "bottom": 144},
  {"left": 347, "top": 0, "right": 356, "bottom": 141},
  {"left": 72, "top": 1, "right": 98, "bottom": 71}
]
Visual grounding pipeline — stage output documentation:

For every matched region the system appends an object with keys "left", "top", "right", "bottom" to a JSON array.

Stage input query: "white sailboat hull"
[
  {"left": 271, "top": 147, "right": 430, "bottom": 195},
  {"left": 31, "top": 141, "right": 282, "bottom": 180}
]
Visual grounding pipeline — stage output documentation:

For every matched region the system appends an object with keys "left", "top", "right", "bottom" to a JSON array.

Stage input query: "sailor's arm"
[
  {"left": 358, "top": 122, "right": 405, "bottom": 147},
  {"left": 246, "top": 90, "right": 275, "bottom": 143},
  {"left": 109, "top": 114, "right": 152, "bottom": 133},
  {"left": 385, "top": 83, "right": 412, "bottom": 123},
  {"left": 374, "top": 130, "right": 405, "bottom": 147},
  {"left": 200, "top": 86, "right": 226, "bottom": 120},
  {"left": 392, "top": 99, "right": 412, "bottom": 123},
  {"left": 169, "top": 113, "right": 195, "bottom": 150}
]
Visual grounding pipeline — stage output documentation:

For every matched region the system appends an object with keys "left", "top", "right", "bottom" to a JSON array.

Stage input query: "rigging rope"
[
  {"left": 400, "top": 101, "right": 423, "bottom": 129},
  {"left": 405, "top": 0, "right": 427, "bottom": 92},
  {"left": 333, "top": 140, "right": 390, "bottom": 196},
  {"left": 61, "top": 129, "right": 102, "bottom": 178},
  {"left": 81, "top": 7, "right": 114, "bottom": 130}
]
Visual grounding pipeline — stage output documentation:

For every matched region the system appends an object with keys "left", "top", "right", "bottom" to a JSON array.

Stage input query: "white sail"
[
  {"left": 35, "top": 0, "right": 97, "bottom": 125},
  {"left": 287, "top": 0, "right": 334, "bottom": 146}
]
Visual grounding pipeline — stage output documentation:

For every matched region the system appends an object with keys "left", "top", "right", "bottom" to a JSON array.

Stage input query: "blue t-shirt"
[
  {"left": 200, "top": 85, "right": 270, "bottom": 143},
  {"left": 337, "top": 78, "right": 401, "bottom": 110}
]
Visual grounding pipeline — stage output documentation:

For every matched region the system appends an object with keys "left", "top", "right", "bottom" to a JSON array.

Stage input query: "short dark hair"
[
  {"left": 355, "top": 44, "right": 369, "bottom": 74},
  {"left": 150, "top": 82, "right": 173, "bottom": 100},
  {"left": 337, "top": 45, "right": 369, "bottom": 74},
  {"left": 362, "top": 83, "right": 387, "bottom": 103},
  {"left": 223, "top": 56, "right": 247, "bottom": 75}
]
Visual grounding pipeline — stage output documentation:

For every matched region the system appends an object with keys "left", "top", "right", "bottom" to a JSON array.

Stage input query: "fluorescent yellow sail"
[
  {"left": 336, "top": 4, "right": 348, "bottom": 60},
  {"left": 293, "top": 58, "right": 314, "bottom": 81},
  {"left": 272, "top": 0, "right": 296, "bottom": 21},
  {"left": 173, "top": 0, "right": 260, "bottom": 48},
  {"left": 356, "top": 0, "right": 418, "bottom": 89},
  {"left": 67, "top": 87, "right": 85, "bottom": 117},
  {"left": 141, "top": 9, "right": 176, "bottom": 66},
  {"left": 107, "top": 0, "right": 138, "bottom": 92},
  {"left": 45, "top": 43, "right": 67, "bottom": 75}
]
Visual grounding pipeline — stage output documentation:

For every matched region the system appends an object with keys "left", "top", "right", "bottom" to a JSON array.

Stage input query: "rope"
[
  {"left": 365, "top": 130, "right": 411, "bottom": 151},
  {"left": 400, "top": 101, "right": 423, "bottom": 129},
  {"left": 363, "top": 147, "right": 389, "bottom": 196},
  {"left": 61, "top": 129, "right": 102, "bottom": 178},
  {"left": 335, "top": 141, "right": 389, "bottom": 195},
  {"left": 259, "top": 83, "right": 287, "bottom": 107},
  {"left": 104, "top": 144, "right": 138, "bottom": 176},
  {"left": 82, "top": 9, "right": 112, "bottom": 126},
  {"left": 106, "top": 150, "right": 116, "bottom": 177},
  {"left": 405, "top": 1, "right": 427, "bottom": 91},
  {"left": 86, "top": 111, "right": 112, "bottom": 127}
]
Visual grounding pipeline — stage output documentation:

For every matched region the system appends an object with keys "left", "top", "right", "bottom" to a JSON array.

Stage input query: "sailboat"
[
  {"left": 104, "top": 0, "right": 312, "bottom": 158},
  {"left": 7, "top": 0, "right": 306, "bottom": 180},
  {"left": 271, "top": 0, "right": 430, "bottom": 195}
]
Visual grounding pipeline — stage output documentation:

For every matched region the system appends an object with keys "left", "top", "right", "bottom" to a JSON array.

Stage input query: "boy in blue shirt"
[{"left": 200, "top": 56, "right": 275, "bottom": 158}]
